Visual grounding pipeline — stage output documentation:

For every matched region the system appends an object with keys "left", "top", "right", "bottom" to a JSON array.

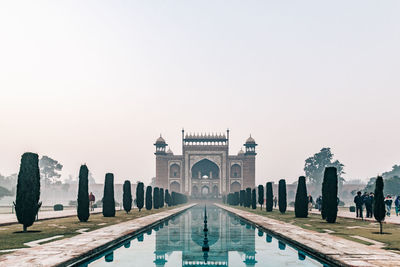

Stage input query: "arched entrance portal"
[
  {"left": 201, "top": 186, "right": 210, "bottom": 196},
  {"left": 191, "top": 158, "right": 220, "bottom": 198},
  {"left": 191, "top": 159, "right": 219, "bottom": 179}
]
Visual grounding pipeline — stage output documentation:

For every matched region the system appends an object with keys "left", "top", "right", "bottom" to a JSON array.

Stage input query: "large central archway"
[{"left": 191, "top": 159, "right": 220, "bottom": 179}]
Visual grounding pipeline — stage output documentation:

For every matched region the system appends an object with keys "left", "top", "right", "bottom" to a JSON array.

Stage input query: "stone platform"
[
  {"left": 0, "top": 204, "right": 196, "bottom": 267},
  {"left": 0, "top": 208, "right": 102, "bottom": 226},
  {"left": 216, "top": 204, "right": 400, "bottom": 267}
]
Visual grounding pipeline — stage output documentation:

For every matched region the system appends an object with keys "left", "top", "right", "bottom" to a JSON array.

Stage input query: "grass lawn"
[
  {"left": 0, "top": 206, "right": 179, "bottom": 251},
  {"left": 228, "top": 205, "right": 400, "bottom": 251}
]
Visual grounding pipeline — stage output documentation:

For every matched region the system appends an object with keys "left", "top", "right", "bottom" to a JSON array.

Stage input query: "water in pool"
[{"left": 83, "top": 205, "right": 329, "bottom": 267}]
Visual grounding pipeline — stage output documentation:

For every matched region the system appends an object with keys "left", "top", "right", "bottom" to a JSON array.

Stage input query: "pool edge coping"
[
  {"left": 216, "top": 203, "right": 352, "bottom": 267},
  {"left": 62, "top": 203, "right": 197, "bottom": 267}
]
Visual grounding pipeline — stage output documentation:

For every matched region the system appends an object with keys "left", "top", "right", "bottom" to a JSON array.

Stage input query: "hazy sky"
[{"left": 1, "top": 1, "right": 399, "bottom": 185}]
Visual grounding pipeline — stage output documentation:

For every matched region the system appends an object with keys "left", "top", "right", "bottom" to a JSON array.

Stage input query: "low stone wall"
[
  {"left": 0, "top": 204, "right": 196, "bottom": 267},
  {"left": 216, "top": 204, "right": 400, "bottom": 267}
]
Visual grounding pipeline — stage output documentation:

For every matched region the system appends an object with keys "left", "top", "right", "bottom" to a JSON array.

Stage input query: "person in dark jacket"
[
  {"left": 395, "top": 195, "right": 400, "bottom": 216},
  {"left": 364, "top": 192, "right": 373, "bottom": 218},
  {"left": 308, "top": 195, "right": 313, "bottom": 211},
  {"left": 316, "top": 196, "right": 322, "bottom": 211},
  {"left": 354, "top": 191, "right": 364, "bottom": 219},
  {"left": 385, "top": 195, "right": 393, "bottom": 217}
]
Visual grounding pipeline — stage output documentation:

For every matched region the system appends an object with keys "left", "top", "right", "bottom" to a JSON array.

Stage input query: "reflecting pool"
[{"left": 82, "top": 205, "right": 330, "bottom": 267}]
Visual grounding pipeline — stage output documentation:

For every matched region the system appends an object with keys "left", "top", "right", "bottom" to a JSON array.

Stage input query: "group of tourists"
[
  {"left": 383, "top": 195, "right": 400, "bottom": 217},
  {"left": 354, "top": 191, "right": 374, "bottom": 219},
  {"left": 354, "top": 191, "right": 400, "bottom": 218}
]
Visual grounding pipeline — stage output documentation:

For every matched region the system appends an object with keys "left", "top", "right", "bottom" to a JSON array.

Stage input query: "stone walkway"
[
  {"left": 286, "top": 207, "right": 400, "bottom": 225},
  {"left": 217, "top": 204, "right": 400, "bottom": 267},
  {"left": 0, "top": 208, "right": 102, "bottom": 226},
  {"left": 0, "top": 204, "right": 196, "bottom": 267}
]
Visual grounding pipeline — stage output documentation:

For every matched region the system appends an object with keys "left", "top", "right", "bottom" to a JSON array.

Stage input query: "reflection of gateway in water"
[{"left": 154, "top": 206, "right": 256, "bottom": 267}]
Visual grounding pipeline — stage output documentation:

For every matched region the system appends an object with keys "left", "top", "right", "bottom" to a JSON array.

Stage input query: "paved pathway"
[
  {"left": 0, "top": 204, "right": 196, "bottom": 267},
  {"left": 217, "top": 204, "right": 400, "bottom": 267},
  {"left": 286, "top": 207, "right": 400, "bottom": 225},
  {"left": 0, "top": 208, "right": 102, "bottom": 226}
]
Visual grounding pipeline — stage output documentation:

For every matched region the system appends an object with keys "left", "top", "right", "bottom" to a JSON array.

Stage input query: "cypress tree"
[
  {"left": 165, "top": 189, "right": 170, "bottom": 207},
  {"left": 278, "top": 179, "right": 287, "bottom": 214},
  {"left": 374, "top": 176, "right": 385, "bottom": 234},
  {"left": 324, "top": 167, "right": 338, "bottom": 223},
  {"left": 171, "top": 191, "right": 176, "bottom": 206},
  {"left": 239, "top": 190, "right": 245, "bottom": 206},
  {"left": 251, "top": 188, "right": 257, "bottom": 209},
  {"left": 145, "top": 186, "right": 152, "bottom": 210},
  {"left": 295, "top": 176, "right": 308, "bottom": 218},
  {"left": 321, "top": 172, "right": 327, "bottom": 220},
  {"left": 227, "top": 193, "right": 232, "bottom": 205},
  {"left": 234, "top": 191, "right": 240, "bottom": 205},
  {"left": 258, "top": 185, "right": 264, "bottom": 210},
  {"left": 153, "top": 187, "right": 160, "bottom": 209},
  {"left": 102, "top": 173, "right": 115, "bottom": 217},
  {"left": 245, "top": 187, "right": 251, "bottom": 208},
  {"left": 77, "top": 164, "right": 89, "bottom": 222},
  {"left": 266, "top": 182, "right": 273, "bottom": 212},
  {"left": 123, "top": 180, "right": 132, "bottom": 213},
  {"left": 136, "top": 182, "right": 144, "bottom": 211},
  {"left": 14, "top": 152, "right": 42, "bottom": 232},
  {"left": 159, "top": 188, "right": 164, "bottom": 208}
]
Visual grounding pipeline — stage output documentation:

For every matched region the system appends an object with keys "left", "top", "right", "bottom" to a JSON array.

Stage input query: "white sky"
[{"left": 0, "top": 1, "right": 399, "bottom": 185}]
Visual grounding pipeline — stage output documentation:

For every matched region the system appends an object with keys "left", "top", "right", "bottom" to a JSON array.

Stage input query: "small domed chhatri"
[
  {"left": 238, "top": 148, "right": 245, "bottom": 155},
  {"left": 155, "top": 135, "right": 166, "bottom": 144},
  {"left": 154, "top": 135, "right": 168, "bottom": 155},
  {"left": 166, "top": 148, "right": 174, "bottom": 155},
  {"left": 245, "top": 135, "right": 256, "bottom": 144}
]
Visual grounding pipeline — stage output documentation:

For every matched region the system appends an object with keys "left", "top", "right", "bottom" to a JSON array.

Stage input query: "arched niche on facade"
[
  {"left": 212, "top": 185, "right": 218, "bottom": 197},
  {"left": 170, "top": 181, "right": 180, "bottom": 193},
  {"left": 191, "top": 159, "right": 220, "bottom": 179},
  {"left": 192, "top": 185, "right": 199, "bottom": 197},
  {"left": 230, "top": 181, "right": 241, "bottom": 192},
  {"left": 230, "top": 164, "right": 242, "bottom": 178},
  {"left": 169, "top": 163, "right": 180, "bottom": 178}
]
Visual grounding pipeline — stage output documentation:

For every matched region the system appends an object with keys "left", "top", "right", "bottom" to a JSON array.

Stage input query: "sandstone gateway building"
[{"left": 154, "top": 130, "right": 257, "bottom": 198}]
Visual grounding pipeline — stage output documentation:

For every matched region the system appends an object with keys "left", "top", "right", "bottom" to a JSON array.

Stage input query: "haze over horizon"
[{"left": 1, "top": 1, "right": 399, "bottom": 185}]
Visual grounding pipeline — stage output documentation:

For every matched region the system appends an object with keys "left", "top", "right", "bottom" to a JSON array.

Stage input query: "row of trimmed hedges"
[
  {"left": 225, "top": 179, "right": 288, "bottom": 214},
  {"left": 224, "top": 167, "right": 387, "bottom": 234}
]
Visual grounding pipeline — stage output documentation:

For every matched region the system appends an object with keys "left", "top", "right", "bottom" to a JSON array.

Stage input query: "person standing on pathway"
[
  {"left": 308, "top": 194, "right": 313, "bottom": 211},
  {"left": 385, "top": 195, "right": 393, "bottom": 217},
  {"left": 395, "top": 195, "right": 400, "bottom": 216},
  {"left": 316, "top": 196, "right": 322, "bottom": 211},
  {"left": 354, "top": 191, "right": 364, "bottom": 219},
  {"left": 273, "top": 196, "right": 277, "bottom": 208},
  {"left": 89, "top": 192, "right": 96, "bottom": 211},
  {"left": 364, "top": 192, "right": 373, "bottom": 218}
]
